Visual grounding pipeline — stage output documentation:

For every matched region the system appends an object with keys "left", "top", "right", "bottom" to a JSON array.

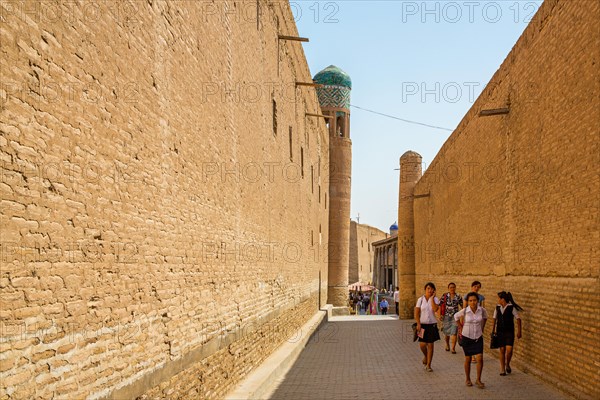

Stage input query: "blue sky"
[{"left": 295, "top": 0, "right": 542, "bottom": 231}]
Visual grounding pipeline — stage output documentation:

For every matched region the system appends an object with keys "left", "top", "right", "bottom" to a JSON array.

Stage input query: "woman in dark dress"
[{"left": 492, "top": 291, "right": 523, "bottom": 375}]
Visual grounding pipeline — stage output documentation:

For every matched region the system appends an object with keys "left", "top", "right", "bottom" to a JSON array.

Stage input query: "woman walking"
[
  {"left": 360, "top": 292, "right": 368, "bottom": 313},
  {"left": 415, "top": 282, "right": 440, "bottom": 372},
  {"left": 369, "top": 290, "right": 378, "bottom": 315},
  {"left": 440, "top": 282, "right": 463, "bottom": 353},
  {"left": 463, "top": 280, "right": 485, "bottom": 307},
  {"left": 455, "top": 292, "right": 488, "bottom": 388},
  {"left": 492, "top": 291, "right": 523, "bottom": 375}
]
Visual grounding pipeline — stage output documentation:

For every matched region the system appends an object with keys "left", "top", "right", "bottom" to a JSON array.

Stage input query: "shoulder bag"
[{"left": 439, "top": 293, "right": 446, "bottom": 317}]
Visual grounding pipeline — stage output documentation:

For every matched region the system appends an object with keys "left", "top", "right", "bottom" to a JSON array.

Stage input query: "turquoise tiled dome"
[
  {"left": 313, "top": 65, "right": 352, "bottom": 89},
  {"left": 314, "top": 65, "right": 352, "bottom": 109}
]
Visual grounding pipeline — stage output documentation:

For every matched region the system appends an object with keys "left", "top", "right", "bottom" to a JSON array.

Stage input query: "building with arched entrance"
[
  {"left": 371, "top": 222, "right": 398, "bottom": 291},
  {"left": 349, "top": 221, "right": 387, "bottom": 284}
]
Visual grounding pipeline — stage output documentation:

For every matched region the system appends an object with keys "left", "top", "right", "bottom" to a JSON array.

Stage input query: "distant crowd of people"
[
  {"left": 349, "top": 287, "right": 400, "bottom": 316},
  {"left": 415, "top": 280, "right": 523, "bottom": 389}
]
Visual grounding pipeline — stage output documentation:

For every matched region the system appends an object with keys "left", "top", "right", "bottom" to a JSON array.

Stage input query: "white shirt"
[
  {"left": 416, "top": 295, "right": 440, "bottom": 324},
  {"left": 493, "top": 303, "right": 520, "bottom": 319},
  {"left": 454, "top": 306, "right": 488, "bottom": 339},
  {"left": 393, "top": 291, "right": 399, "bottom": 302}
]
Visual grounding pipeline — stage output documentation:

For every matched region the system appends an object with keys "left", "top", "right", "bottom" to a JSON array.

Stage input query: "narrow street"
[{"left": 270, "top": 316, "right": 568, "bottom": 400}]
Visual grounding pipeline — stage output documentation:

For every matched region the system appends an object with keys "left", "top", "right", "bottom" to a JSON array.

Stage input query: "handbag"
[
  {"left": 439, "top": 294, "right": 446, "bottom": 317},
  {"left": 490, "top": 332, "right": 500, "bottom": 349},
  {"left": 411, "top": 323, "right": 418, "bottom": 342}
]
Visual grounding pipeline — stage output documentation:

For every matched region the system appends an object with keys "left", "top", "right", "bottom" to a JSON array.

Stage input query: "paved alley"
[{"left": 270, "top": 316, "right": 569, "bottom": 400}]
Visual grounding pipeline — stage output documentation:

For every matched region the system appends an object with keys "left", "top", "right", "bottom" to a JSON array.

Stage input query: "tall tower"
[
  {"left": 314, "top": 65, "right": 352, "bottom": 307},
  {"left": 397, "top": 151, "right": 422, "bottom": 318}
]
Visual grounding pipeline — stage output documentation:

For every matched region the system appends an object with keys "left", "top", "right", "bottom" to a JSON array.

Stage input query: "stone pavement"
[{"left": 270, "top": 316, "right": 569, "bottom": 400}]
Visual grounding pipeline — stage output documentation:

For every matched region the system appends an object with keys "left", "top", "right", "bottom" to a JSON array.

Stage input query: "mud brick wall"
[
  {"left": 349, "top": 222, "right": 386, "bottom": 285},
  {"left": 411, "top": 0, "right": 599, "bottom": 398},
  {"left": 138, "top": 295, "right": 319, "bottom": 400},
  {"left": 0, "top": 1, "right": 329, "bottom": 398}
]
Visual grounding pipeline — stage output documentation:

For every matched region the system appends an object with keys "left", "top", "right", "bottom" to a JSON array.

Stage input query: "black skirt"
[
  {"left": 418, "top": 323, "right": 441, "bottom": 343},
  {"left": 497, "top": 330, "right": 515, "bottom": 347},
  {"left": 461, "top": 335, "right": 484, "bottom": 356}
]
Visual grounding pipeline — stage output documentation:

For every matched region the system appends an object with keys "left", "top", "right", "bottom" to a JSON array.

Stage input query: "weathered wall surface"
[
  {"left": 0, "top": 1, "right": 330, "bottom": 398},
  {"left": 349, "top": 222, "right": 386, "bottom": 284},
  {"left": 411, "top": 0, "right": 599, "bottom": 398}
]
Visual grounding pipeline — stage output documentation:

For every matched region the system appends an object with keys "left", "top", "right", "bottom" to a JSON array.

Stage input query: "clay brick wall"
[
  {"left": 137, "top": 296, "right": 319, "bottom": 400},
  {"left": 349, "top": 222, "right": 386, "bottom": 284},
  {"left": 411, "top": 0, "right": 599, "bottom": 398},
  {"left": 0, "top": 1, "right": 329, "bottom": 398}
]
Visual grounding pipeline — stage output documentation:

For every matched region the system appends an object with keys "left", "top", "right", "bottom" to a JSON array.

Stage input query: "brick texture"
[
  {"left": 349, "top": 221, "right": 386, "bottom": 285},
  {"left": 0, "top": 1, "right": 329, "bottom": 398},
  {"left": 410, "top": 1, "right": 600, "bottom": 399}
]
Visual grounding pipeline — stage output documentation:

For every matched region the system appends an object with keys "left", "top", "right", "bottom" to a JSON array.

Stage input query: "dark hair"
[
  {"left": 465, "top": 291, "right": 479, "bottom": 302},
  {"left": 424, "top": 282, "right": 436, "bottom": 290},
  {"left": 448, "top": 282, "right": 456, "bottom": 288},
  {"left": 471, "top": 280, "right": 481, "bottom": 287},
  {"left": 396, "top": 286, "right": 399, "bottom": 290},
  {"left": 498, "top": 291, "right": 524, "bottom": 311}
]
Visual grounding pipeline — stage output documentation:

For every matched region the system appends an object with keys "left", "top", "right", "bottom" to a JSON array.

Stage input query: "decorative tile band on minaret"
[
  {"left": 397, "top": 150, "right": 422, "bottom": 319},
  {"left": 314, "top": 65, "right": 352, "bottom": 307}
]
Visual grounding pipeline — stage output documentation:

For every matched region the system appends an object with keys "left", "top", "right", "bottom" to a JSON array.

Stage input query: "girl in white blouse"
[
  {"left": 455, "top": 292, "right": 488, "bottom": 388},
  {"left": 414, "top": 282, "right": 440, "bottom": 372}
]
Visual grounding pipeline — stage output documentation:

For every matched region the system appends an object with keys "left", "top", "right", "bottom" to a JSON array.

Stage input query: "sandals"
[
  {"left": 506, "top": 366, "right": 512, "bottom": 374},
  {"left": 500, "top": 372, "right": 507, "bottom": 376},
  {"left": 425, "top": 367, "right": 433, "bottom": 372},
  {"left": 465, "top": 381, "right": 473, "bottom": 387},
  {"left": 422, "top": 357, "right": 427, "bottom": 365},
  {"left": 451, "top": 350, "right": 457, "bottom": 354},
  {"left": 476, "top": 381, "right": 485, "bottom": 389}
]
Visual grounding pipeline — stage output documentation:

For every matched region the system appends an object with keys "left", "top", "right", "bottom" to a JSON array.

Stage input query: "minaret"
[
  {"left": 314, "top": 65, "right": 352, "bottom": 307},
  {"left": 397, "top": 151, "right": 422, "bottom": 318}
]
